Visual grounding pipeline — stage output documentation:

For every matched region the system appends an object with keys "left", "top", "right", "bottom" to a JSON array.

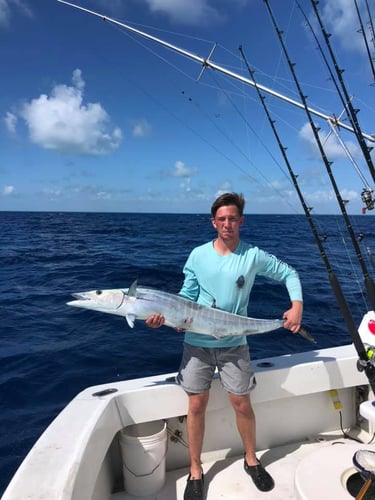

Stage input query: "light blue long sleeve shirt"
[{"left": 179, "top": 240, "right": 303, "bottom": 348}]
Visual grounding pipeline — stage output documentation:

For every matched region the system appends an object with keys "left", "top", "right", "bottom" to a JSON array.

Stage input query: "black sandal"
[
  {"left": 244, "top": 456, "right": 274, "bottom": 492},
  {"left": 184, "top": 471, "right": 204, "bottom": 500}
]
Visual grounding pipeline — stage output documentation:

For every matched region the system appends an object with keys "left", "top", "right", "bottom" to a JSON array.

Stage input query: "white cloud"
[
  {"left": 96, "top": 191, "right": 112, "bottom": 200},
  {"left": 18, "top": 69, "right": 122, "bottom": 155},
  {"left": 41, "top": 187, "right": 62, "bottom": 200},
  {"left": 171, "top": 160, "right": 198, "bottom": 178},
  {"left": 163, "top": 160, "right": 198, "bottom": 192},
  {"left": 321, "top": 0, "right": 369, "bottom": 53},
  {"left": 132, "top": 119, "right": 151, "bottom": 138},
  {"left": 4, "top": 111, "right": 17, "bottom": 133},
  {"left": 0, "top": 0, "right": 11, "bottom": 27},
  {"left": 215, "top": 181, "right": 233, "bottom": 198},
  {"left": 0, "top": 0, "right": 33, "bottom": 28},
  {"left": 298, "top": 122, "right": 360, "bottom": 159},
  {"left": 144, "top": 0, "right": 222, "bottom": 25},
  {"left": 339, "top": 188, "right": 359, "bottom": 202},
  {"left": 305, "top": 188, "right": 358, "bottom": 206},
  {"left": 2, "top": 185, "right": 15, "bottom": 196}
]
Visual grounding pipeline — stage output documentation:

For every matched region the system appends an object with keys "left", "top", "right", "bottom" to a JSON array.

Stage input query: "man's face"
[{"left": 211, "top": 205, "right": 244, "bottom": 241}]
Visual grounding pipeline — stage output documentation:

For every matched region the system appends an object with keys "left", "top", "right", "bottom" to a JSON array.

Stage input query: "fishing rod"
[
  {"left": 262, "top": 1, "right": 375, "bottom": 390},
  {"left": 56, "top": 0, "right": 375, "bottom": 144},
  {"left": 264, "top": 0, "right": 375, "bottom": 306},
  {"left": 310, "top": 0, "right": 375, "bottom": 184},
  {"left": 296, "top": 0, "right": 374, "bottom": 213},
  {"left": 353, "top": 0, "right": 375, "bottom": 83},
  {"left": 238, "top": 44, "right": 372, "bottom": 375},
  {"left": 263, "top": 0, "right": 375, "bottom": 357}
]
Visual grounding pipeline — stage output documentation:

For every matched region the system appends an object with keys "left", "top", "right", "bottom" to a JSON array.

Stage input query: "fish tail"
[{"left": 297, "top": 326, "right": 317, "bottom": 344}]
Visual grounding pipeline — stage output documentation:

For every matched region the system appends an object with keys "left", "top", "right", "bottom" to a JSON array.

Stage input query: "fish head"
[{"left": 67, "top": 289, "right": 125, "bottom": 312}]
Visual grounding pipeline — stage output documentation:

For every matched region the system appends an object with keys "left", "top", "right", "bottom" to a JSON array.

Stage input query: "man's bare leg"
[
  {"left": 228, "top": 393, "right": 257, "bottom": 465},
  {"left": 186, "top": 391, "right": 210, "bottom": 478}
]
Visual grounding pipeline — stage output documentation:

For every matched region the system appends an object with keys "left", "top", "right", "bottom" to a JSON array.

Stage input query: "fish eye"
[{"left": 96, "top": 290, "right": 103, "bottom": 295}]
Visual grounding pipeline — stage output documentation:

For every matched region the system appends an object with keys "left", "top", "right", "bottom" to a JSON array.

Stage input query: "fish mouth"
[
  {"left": 71, "top": 293, "right": 89, "bottom": 301},
  {"left": 67, "top": 290, "right": 126, "bottom": 310}
]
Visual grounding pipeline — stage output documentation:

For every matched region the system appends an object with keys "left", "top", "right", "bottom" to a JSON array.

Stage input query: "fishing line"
[
  {"left": 58, "top": 0, "right": 375, "bottom": 146},
  {"left": 111, "top": 24, "right": 199, "bottom": 83},
  {"left": 203, "top": 71, "right": 305, "bottom": 213},
  {"left": 296, "top": 0, "right": 374, "bottom": 209},
  {"left": 333, "top": 220, "right": 371, "bottom": 314},
  {"left": 239, "top": 45, "right": 337, "bottom": 269},
  {"left": 82, "top": 13, "right": 296, "bottom": 205},
  {"left": 79, "top": 22, "right": 267, "bottom": 194},
  {"left": 178, "top": 84, "right": 302, "bottom": 214},
  {"left": 239, "top": 42, "right": 370, "bottom": 319},
  {"left": 353, "top": 0, "right": 375, "bottom": 83},
  {"left": 364, "top": 0, "right": 375, "bottom": 65},
  {"left": 113, "top": 14, "right": 305, "bottom": 213},
  {"left": 202, "top": 60, "right": 314, "bottom": 186},
  {"left": 93, "top": 3, "right": 374, "bottom": 227},
  {"left": 309, "top": 0, "right": 375, "bottom": 184}
]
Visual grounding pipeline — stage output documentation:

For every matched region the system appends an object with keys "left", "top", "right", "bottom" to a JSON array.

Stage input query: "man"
[{"left": 146, "top": 192, "right": 303, "bottom": 500}]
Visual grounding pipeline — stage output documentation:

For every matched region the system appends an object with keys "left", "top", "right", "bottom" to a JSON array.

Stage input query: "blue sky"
[{"left": 1, "top": 0, "right": 374, "bottom": 214}]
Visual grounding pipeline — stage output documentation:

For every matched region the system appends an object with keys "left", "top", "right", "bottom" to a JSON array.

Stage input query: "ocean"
[{"left": 1, "top": 211, "right": 374, "bottom": 494}]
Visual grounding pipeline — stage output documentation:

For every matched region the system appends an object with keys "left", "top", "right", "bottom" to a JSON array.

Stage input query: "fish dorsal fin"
[
  {"left": 126, "top": 314, "right": 136, "bottom": 328},
  {"left": 128, "top": 280, "right": 138, "bottom": 297}
]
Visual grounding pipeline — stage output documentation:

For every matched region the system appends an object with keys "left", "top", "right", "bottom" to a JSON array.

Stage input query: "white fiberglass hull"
[{"left": 3, "top": 340, "right": 375, "bottom": 500}]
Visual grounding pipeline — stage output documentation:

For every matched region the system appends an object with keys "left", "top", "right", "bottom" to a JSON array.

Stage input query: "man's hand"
[
  {"left": 145, "top": 313, "right": 165, "bottom": 328},
  {"left": 283, "top": 300, "right": 303, "bottom": 333}
]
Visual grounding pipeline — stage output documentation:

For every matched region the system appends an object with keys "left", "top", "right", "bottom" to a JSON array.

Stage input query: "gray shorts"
[{"left": 176, "top": 343, "right": 256, "bottom": 395}]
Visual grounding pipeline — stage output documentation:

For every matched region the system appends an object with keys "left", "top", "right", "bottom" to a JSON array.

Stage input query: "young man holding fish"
[{"left": 146, "top": 192, "right": 303, "bottom": 500}]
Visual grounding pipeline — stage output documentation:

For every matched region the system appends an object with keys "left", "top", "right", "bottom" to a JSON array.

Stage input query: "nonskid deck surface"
[{"left": 111, "top": 435, "right": 369, "bottom": 500}]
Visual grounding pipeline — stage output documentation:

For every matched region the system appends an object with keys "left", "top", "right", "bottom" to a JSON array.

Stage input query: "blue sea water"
[{"left": 1, "top": 211, "right": 374, "bottom": 494}]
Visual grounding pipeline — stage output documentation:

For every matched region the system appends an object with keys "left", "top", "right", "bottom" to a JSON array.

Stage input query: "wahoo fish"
[{"left": 67, "top": 280, "right": 315, "bottom": 342}]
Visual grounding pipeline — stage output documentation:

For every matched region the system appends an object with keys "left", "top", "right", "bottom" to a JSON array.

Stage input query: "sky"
[{"left": 0, "top": 0, "right": 374, "bottom": 214}]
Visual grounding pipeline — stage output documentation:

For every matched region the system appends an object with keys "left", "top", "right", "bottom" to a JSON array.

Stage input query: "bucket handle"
[{"left": 123, "top": 447, "right": 168, "bottom": 478}]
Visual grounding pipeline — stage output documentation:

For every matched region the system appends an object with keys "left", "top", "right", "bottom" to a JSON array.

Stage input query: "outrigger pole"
[{"left": 57, "top": 0, "right": 375, "bottom": 143}]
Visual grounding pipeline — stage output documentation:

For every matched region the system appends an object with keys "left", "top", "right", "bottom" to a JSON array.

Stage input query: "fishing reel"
[
  {"left": 357, "top": 344, "right": 375, "bottom": 371},
  {"left": 361, "top": 188, "right": 374, "bottom": 212}
]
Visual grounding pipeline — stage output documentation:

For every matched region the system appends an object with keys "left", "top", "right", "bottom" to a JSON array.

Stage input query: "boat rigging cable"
[
  {"left": 56, "top": 0, "right": 375, "bottom": 145},
  {"left": 296, "top": 0, "right": 374, "bottom": 212},
  {"left": 238, "top": 44, "right": 374, "bottom": 387},
  {"left": 262, "top": 0, "right": 375, "bottom": 389}
]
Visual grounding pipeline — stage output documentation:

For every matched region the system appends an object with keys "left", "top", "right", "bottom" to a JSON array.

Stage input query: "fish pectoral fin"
[{"left": 125, "top": 314, "right": 136, "bottom": 328}]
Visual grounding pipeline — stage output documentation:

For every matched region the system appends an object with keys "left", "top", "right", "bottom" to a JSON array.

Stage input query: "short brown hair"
[{"left": 211, "top": 192, "right": 245, "bottom": 218}]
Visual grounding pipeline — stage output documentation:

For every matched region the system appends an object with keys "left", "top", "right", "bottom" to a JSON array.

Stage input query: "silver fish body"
[{"left": 67, "top": 281, "right": 285, "bottom": 338}]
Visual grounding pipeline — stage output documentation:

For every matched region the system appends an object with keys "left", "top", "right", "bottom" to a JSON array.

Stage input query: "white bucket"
[{"left": 120, "top": 420, "right": 167, "bottom": 497}]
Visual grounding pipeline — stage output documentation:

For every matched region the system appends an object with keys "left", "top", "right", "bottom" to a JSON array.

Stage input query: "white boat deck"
[{"left": 111, "top": 435, "right": 375, "bottom": 500}]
